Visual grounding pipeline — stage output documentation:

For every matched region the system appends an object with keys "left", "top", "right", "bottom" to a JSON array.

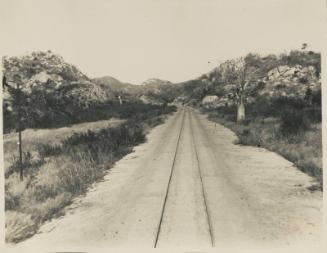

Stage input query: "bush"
[
  {"left": 305, "top": 107, "right": 321, "bottom": 122},
  {"left": 5, "top": 152, "right": 45, "bottom": 178},
  {"left": 280, "top": 107, "right": 310, "bottom": 135},
  {"left": 37, "top": 143, "right": 62, "bottom": 157},
  {"left": 247, "top": 96, "right": 272, "bottom": 118},
  {"left": 26, "top": 193, "right": 72, "bottom": 223},
  {"left": 237, "top": 129, "right": 262, "bottom": 147},
  {"left": 296, "top": 160, "right": 322, "bottom": 179},
  {"left": 64, "top": 121, "right": 145, "bottom": 149},
  {"left": 6, "top": 211, "right": 38, "bottom": 243}
]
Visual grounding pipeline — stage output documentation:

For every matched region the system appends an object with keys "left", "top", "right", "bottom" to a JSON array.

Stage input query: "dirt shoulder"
[{"left": 192, "top": 108, "right": 322, "bottom": 248}]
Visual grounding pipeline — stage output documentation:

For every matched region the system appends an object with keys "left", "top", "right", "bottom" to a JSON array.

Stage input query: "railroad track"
[
  {"left": 154, "top": 107, "right": 214, "bottom": 248},
  {"left": 189, "top": 108, "right": 215, "bottom": 247}
]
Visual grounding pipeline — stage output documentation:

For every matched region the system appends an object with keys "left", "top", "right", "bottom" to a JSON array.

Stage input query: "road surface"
[{"left": 14, "top": 107, "right": 322, "bottom": 250}]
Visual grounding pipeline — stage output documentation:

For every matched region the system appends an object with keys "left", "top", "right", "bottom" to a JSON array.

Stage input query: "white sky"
[{"left": 1, "top": 0, "right": 326, "bottom": 84}]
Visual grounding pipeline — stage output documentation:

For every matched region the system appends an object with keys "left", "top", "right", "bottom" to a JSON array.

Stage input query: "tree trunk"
[{"left": 237, "top": 100, "right": 245, "bottom": 123}]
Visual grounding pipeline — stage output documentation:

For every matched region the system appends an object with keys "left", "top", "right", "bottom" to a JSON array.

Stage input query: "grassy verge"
[
  {"left": 202, "top": 102, "right": 322, "bottom": 191},
  {"left": 5, "top": 105, "right": 176, "bottom": 243}
]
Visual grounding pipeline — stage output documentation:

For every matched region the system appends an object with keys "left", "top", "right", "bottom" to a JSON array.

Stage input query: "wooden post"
[
  {"left": 18, "top": 125, "right": 23, "bottom": 181},
  {"left": 16, "top": 82, "right": 23, "bottom": 181},
  {"left": 3, "top": 75, "right": 23, "bottom": 180}
]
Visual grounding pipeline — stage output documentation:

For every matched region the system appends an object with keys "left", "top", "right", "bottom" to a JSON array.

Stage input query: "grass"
[
  {"left": 4, "top": 102, "right": 175, "bottom": 133},
  {"left": 203, "top": 102, "right": 322, "bottom": 190},
  {"left": 4, "top": 105, "right": 176, "bottom": 243},
  {"left": 3, "top": 118, "right": 124, "bottom": 179}
]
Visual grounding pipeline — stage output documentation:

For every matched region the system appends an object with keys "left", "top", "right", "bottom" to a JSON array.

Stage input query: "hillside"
[
  {"left": 3, "top": 51, "right": 181, "bottom": 133},
  {"left": 177, "top": 50, "right": 321, "bottom": 108},
  {"left": 182, "top": 50, "right": 322, "bottom": 188},
  {"left": 3, "top": 51, "right": 115, "bottom": 131},
  {"left": 92, "top": 76, "right": 139, "bottom": 101},
  {"left": 93, "top": 76, "right": 179, "bottom": 105},
  {"left": 3, "top": 52, "right": 178, "bottom": 132}
]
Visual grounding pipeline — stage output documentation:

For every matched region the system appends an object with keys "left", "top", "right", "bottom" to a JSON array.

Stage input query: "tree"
[
  {"left": 221, "top": 56, "right": 262, "bottom": 122},
  {"left": 301, "top": 43, "right": 308, "bottom": 50}
]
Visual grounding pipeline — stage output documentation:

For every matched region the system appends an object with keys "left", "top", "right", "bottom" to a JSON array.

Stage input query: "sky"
[{"left": 1, "top": 0, "right": 326, "bottom": 84}]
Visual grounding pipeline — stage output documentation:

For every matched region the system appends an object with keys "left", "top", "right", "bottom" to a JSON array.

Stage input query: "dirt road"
[{"left": 15, "top": 107, "right": 322, "bottom": 250}]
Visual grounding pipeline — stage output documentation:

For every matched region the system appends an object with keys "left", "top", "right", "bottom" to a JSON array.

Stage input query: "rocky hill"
[
  {"left": 175, "top": 50, "right": 321, "bottom": 109},
  {"left": 3, "top": 51, "right": 110, "bottom": 110},
  {"left": 2, "top": 51, "right": 120, "bottom": 131}
]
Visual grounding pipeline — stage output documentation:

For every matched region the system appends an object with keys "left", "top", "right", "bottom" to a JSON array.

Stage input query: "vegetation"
[
  {"left": 208, "top": 56, "right": 264, "bottom": 122},
  {"left": 4, "top": 104, "right": 176, "bottom": 243},
  {"left": 2, "top": 51, "right": 179, "bottom": 133},
  {"left": 3, "top": 51, "right": 109, "bottom": 133},
  {"left": 177, "top": 46, "right": 322, "bottom": 191},
  {"left": 3, "top": 47, "right": 322, "bottom": 243},
  {"left": 3, "top": 49, "right": 178, "bottom": 243},
  {"left": 179, "top": 48, "right": 321, "bottom": 118},
  {"left": 202, "top": 93, "right": 322, "bottom": 190}
]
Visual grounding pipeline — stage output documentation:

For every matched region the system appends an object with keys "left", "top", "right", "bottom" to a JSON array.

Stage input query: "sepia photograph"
[{"left": 0, "top": 0, "right": 325, "bottom": 252}]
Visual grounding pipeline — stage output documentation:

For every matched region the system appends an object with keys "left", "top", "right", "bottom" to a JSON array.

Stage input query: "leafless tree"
[{"left": 222, "top": 57, "right": 261, "bottom": 122}]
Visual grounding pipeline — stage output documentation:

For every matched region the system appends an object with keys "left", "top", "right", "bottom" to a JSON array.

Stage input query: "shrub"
[
  {"left": 296, "top": 160, "right": 322, "bottom": 179},
  {"left": 55, "top": 156, "right": 102, "bottom": 195},
  {"left": 63, "top": 121, "right": 145, "bottom": 152},
  {"left": 37, "top": 143, "right": 62, "bottom": 157},
  {"left": 25, "top": 193, "right": 72, "bottom": 223},
  {"left": 5, "top": 152, "right": 44, "bottom": 178},
  {"left": 305, "top": 107, "right": 321, "bottom": 122},
  {"left": 280, "top": 107, "right": 310, "bottom": 135},
  {"left": 5, "top": 174, "right": 32, "bottom": 211},
  {"left": 5, "top": 211, "right": 38, "bottom": 243}
]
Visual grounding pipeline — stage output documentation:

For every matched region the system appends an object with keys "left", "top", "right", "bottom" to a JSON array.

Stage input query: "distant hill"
[
  {"left": 93, "top": 76, "right": 178, "bottom": 104},
  {"left": 93, "top": 76, "right": 137, "bottom": 93},
  {"left": 141, "top": 78, "right": 172, "bottom": 87}
]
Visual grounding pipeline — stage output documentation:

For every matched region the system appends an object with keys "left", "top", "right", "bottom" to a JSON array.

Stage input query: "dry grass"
[
  {"left": 4, "top": 106, "right": 175, "bottom": 243},
  {"left": 4, "top": 118, "right": 123, "bottom": 151},
  {"left": 205, "top": 109, "right": 322, "bottom": 190},
  {"left": 5, "top": 211, "right": 38, "bottom": 243},
  {"left": 3, "top": 119, "right": 123, "bottom": 177}
]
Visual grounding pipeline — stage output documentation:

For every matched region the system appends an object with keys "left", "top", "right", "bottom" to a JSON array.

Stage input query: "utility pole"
[
  {"left": 4, "top": 75, "right": 24, "bottom": 180},
  {"left": 17, "top": 81, "right": 23, "bottom": 181}
]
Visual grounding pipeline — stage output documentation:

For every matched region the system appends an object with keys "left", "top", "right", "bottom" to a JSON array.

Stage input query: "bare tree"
[{"left": 222, "top": 57, "right": 261, "bottom": 122}]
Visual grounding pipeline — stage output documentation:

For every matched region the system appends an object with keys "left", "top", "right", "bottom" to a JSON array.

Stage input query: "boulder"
[
  {"left": 202, "top": 95, "right": 219, "bottom": 104},
  {"left": 267, "top": 65, "right": 317, "bottom": 84}
]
